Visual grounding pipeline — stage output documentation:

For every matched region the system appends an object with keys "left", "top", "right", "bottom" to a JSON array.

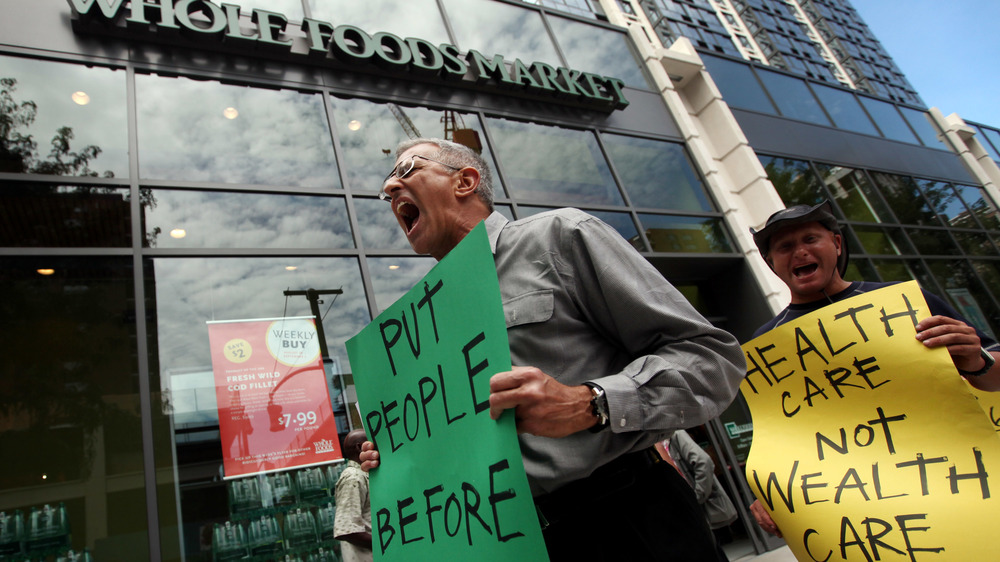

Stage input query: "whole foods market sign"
[{"left": 67, "top": 0, "right": 630, "bottom": 110}]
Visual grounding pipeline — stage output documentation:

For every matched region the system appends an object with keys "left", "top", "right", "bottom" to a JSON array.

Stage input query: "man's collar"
[
  {"left": 789, "top": 280, "right": 860, "bottom": 308},
  {"left": 485, "top": 211, "right": 509, "bottom": 256}
]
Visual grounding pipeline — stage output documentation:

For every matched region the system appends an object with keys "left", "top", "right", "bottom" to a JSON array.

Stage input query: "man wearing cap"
[
  {"left": 747, "top": 200, "right": 1000, "bottom": 536},
  {"left": 359, "top": 137, "right": 746, "bottom": 560}
]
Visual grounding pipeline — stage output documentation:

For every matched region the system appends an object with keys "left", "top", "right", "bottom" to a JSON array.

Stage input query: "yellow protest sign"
[
  {"left": 741, "top": 281, "right": 1000, "bottom": 561},
  {"left": 969, "top": 383, "right": 1000, "bottom": 434}
]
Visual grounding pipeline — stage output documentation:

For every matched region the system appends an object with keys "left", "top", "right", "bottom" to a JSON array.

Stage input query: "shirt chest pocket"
[{"left": 503, "top": 289, "right": 554, "bottom": 328}]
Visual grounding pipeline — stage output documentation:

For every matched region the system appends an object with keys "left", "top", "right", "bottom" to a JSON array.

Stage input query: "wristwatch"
[
  {"left": 958, "top": 347, "right": 995, "bottom": 377},
  {"left": 583, "top": 382, "right": 609, "bottom": 433}
]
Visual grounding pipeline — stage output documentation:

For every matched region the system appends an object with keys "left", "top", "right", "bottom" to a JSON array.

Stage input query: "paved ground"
[{"left": 730, "top": 545, "right": 796, "bottom": 561}]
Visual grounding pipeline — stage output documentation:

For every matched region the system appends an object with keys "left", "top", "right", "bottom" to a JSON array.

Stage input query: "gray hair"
[{"left": 395, "top": 137, "right": 495, "bottom": 210}]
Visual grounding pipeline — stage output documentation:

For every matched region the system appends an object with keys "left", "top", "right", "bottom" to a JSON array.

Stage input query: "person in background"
[
  {"left": 663, "top": 429, "right": 738, "bottom": 560},
  {"left": 333, "top": 429, "right": 372, "bottom": 562},
  {"left": 747, "top": 200, "right": 1000, "bottom": 536},
  {"left": 360, "top": 137, "right": 746, "bottom": 560}
]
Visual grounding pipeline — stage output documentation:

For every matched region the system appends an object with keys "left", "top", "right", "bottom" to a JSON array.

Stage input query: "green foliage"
[{"left": 0, "top": 77, "right": 113, "bottom": 177}]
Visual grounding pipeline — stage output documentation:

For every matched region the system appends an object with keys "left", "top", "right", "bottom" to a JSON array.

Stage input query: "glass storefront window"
[
  {"left": 602, "top": 134, "right": 712, "bottom": 212},
  {"left": 869, "top": 172, "right": 942, "bottom": 226},
  {"left": 148, "top": 257, "right": 369, "bottom": 375},
  {"left": 975, "top": 125, "right": 1000, "bottom": 162},
  {"left": 486, "top": 117, "right": 623, "bottom": 205},
  {"left": 368, "top": 256, "right": 437, "bottom": 312},
  {"left": 306, "top": 0, "right": 451, "bottom": 46},
  {"left": 329, "top": 97, "right": 501, "bottom": 197},
  {"left": 814, "top": 164, "right": 888, "bottom": 223},
  {"left": 906, "top": 259, "right": 941, "bottom": 295},
  {"left": 441, "top": 0, "right": 561, "bottom": 65},
  {"left": 136, "top": 75, "right": 339, "bottom": 188},
  {"left": 951, "top": 230, "right": 997, "bottom": 256},
  {"left": 0, "top": 55, "right": 128, "bottom": 178},
  {"left": 846, "top": 256, "right": 879, "bottom": 283},
  {"left": 147, "top": 256, "right": 370, "bottom": 560},
  {"left": 926, "top": 259, "right": 1000, "bottom": 335},
  {"left": 756, "top": 71, "right": 831, "bottom": 126},
  {"left": 898, "top": 106, "right": 947, "bottom": 149},
  {"left": 589, "top": 209, "right": 643, "bottom": 251},
  {"left": 353, "top": 197, "right": 413, "bottom": 251},
  {"left": 914, "top": 179, "right": 966, "bottom": 225},
  {"left": 870, "top": 258, "right": 932, "bottom": 286},
  {"left": 639, "top": 214, "right": 733, "bottom": 253},
  {"left": 0, "top": 183, "right": 131, "bottom": 247},
  {"left": 759, "top": 156, "right": 826, "bottom": 207},
  {"left": 216, "top": 0, "right": 303, "bottom": 22},
  {"left": 905, "top": 227, "right": 959, "bottom": 255},
  {"left": 810, "top": 83, "right": 879, "bottom": 136},
  {"left": 517, "top": 205, "right": 644, "bottom": 251},
  {"left": 701, "top": 55, "right": 776, "bottom": 114},
  {"left": 547, "top": 16, "right": 650, "bottom": 90},
  {"left": 522, "top": 0, "right": 601, "bottom": 19},
  {"left": 851, "top": 225, "right": 912, "bottom": 255},
  {"left": 953, "top": 184, "right": 1000, "bottom": 230},
  {"left": 0, "top": 256, "right": 147, "bottom": 560},
  {"left": 971, "top": 261, "right": 1000, "bottom": 311},
  {"left": 228, "top": 0, "right": 304, "bottom": 21},
  {"left": 859, "top": 96, "right": 919, "bottom": 144},
  {"left": 141, "top": 190, "right": 354, "bottom": 249},
  {"left": 495, "top": 204, "right": 515, "bottom": 221}
]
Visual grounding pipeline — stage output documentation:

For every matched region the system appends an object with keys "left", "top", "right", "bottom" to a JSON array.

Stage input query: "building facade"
[
  {"left": 2, "top": 0, "right": 1000, "bottom": 560},
  {"left": 636, "top": 0, "right": 923, "bottom": 104}
]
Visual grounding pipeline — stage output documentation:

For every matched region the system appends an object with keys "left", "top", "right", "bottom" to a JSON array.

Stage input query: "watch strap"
[
  {"left": 583, "top": 382, "right": 609, "bottom": 433},
  {"left": 958, "top": 347, "right": 995, "bottom": 377}
]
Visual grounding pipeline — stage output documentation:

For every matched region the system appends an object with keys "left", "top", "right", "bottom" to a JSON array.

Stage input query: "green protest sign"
[{"left": 346, "top": 222, "right": 548, "bottom": 561}]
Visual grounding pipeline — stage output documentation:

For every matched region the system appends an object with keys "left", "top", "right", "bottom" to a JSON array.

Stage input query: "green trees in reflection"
[
  {"left": 0, "top": 77, "right": 112, "bottom": 177},
  {"left": 1, "top": 77, "right": 163, "bottom": 246},
  {"left": 763, "top": 159, "right": 824, "bottom": 208},
  {"left": 0, "top": 78, "right": 152, "bottom": 490}
]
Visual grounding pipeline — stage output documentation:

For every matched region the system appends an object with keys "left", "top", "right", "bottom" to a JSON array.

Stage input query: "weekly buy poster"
[{"left": 207, "top": 316, "right": 342, "bottom": 479}]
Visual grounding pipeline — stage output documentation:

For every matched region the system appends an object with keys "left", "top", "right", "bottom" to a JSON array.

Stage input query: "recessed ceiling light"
[
  {"left": 285, "top": 266, "right": 298, "bottom": 271},
  {"left": 71, "top": 91, "right": 90, "bottom": 105},
  {"left": 170, "top": 229, "right": 187, "bottom": 239},
  {"left": 223, "top": 107, "right": 239, "bottom": 119},
  {"left": 388, "top": 265, "right": 400, "bottom": 270},
  {"left": 348, "top": 120, "right": 362, "bottom": 131},
  {"left": 37, "top": 269, "right": 55, "bottom": 275}
]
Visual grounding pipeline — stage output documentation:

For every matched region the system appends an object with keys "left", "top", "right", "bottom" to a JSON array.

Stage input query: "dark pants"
[{"left": 535, "top": 449, "right": 725, "bottom": 561}]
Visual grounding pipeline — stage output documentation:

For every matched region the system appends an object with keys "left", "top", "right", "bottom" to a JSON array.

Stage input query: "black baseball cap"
[{"left": 750, "top": 200, "right": 848, "bottom": 277}]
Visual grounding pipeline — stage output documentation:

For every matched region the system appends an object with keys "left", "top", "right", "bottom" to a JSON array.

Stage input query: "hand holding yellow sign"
[{"left": 741, "top": 281, "right": 1000, "bottom": 561}]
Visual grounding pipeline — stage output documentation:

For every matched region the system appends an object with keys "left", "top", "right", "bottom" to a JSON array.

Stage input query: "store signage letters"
[{"left": 67, "top": 0, "right": 629, "bottom": 110}]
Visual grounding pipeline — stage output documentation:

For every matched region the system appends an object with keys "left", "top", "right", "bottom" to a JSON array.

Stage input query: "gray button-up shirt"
[{"left": 485, "top": 209, "right": 745, "bottom": 495}]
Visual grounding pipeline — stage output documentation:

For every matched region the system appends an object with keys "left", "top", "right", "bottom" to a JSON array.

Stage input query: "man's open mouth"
[
  {"left": 793, "top": 263, "right": 818, "bottom": 278},
  {"left": 396, "top": 201, "right": 420, "bottom": 234}
]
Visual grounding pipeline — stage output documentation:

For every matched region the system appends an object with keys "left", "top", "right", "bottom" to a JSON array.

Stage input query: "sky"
[{"left": 852, "top": 0, "right": 1000, "bottom": 127}]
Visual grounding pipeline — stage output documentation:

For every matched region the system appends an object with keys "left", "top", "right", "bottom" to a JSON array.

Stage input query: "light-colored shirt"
[
  {"left": 333, "top": 460, "right": 372, "bottom": 562},
  {"left": 485, "top": 209, "right": 745, "bottom": 495}
]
